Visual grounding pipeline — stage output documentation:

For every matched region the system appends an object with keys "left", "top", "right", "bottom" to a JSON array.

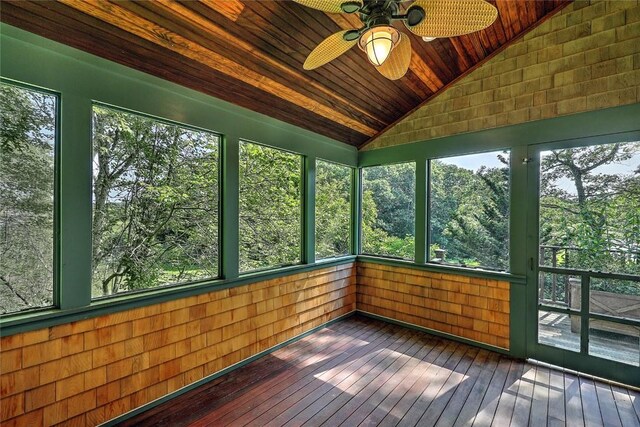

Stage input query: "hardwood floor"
[{"left": 119, "top": 316, "right": 640, "bottom": 427}]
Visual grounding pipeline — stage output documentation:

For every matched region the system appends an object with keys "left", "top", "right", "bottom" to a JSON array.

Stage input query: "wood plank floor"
[{"left": 119, "top": 316, "right": 640, "bottom": 427}]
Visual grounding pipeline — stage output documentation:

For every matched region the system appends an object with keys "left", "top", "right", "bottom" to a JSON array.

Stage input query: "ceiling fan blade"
[
  {"left": 291, "top": 0, "right": 363, "bottom": 14},
  {"left": 405, "top": 0, "right": 498, "bottom": 38},
  {"left": 375, "top": 33, "right": 412, "bottom": 80},
  {"left": 304, "top": 30, "right": 358, "bottom": 70}
]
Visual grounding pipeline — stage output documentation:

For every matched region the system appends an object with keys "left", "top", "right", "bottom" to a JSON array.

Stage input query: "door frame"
[{"left": 525, "top": 133, "right": 640, "bottom": 387}]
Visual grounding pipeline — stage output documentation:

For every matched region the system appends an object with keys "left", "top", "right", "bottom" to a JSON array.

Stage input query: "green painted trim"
[
  {"left": 358, "top": 104, "right": 640, "bottom": 166},
  {"left": 357, "top": 255, "right": 526, "bottom": 284},
  {"left": 59, "top": 94, "right": 92, "bottom": 309},
  {"left": 221, "top": 135, "right": 240, "bottom": 280},
  {"left": 0, "top": 24, "right": 357, "bottom": 165},
  {"left": 353, "top": 168, "right": 362, "bottom": 255},
  {"left": 414, "top": 160, "right": 427, "bottom": 264},
  {"left": 508, "top": 146, "right": 529, "bottom": 358},
  {"left": 538, "top": 304, "right": 640, "bottom": 328},
  {"left": 101, "top": 311, "right": 357, "bottom": 426},
  {"left": 0, "top": 257, "right": 356, "bottom": 337},
  {"left": 357, "top": 310, "right": 511, "bottom": 356},
  {"left": 425, "top": 160, "right": 433, "bottom": 262},
  {"left": 529, "top": 344, "right": 639, "bottom": 388},
  {"left": 304, "top": 156, "right": 316, "bottom": 264}
]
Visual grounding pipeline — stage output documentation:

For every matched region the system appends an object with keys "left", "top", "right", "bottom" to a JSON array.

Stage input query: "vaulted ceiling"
[{"left": 1, "top": 0, "right": 569, "bottom": 146}]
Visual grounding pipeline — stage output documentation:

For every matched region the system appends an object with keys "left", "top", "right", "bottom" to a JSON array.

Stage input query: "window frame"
[
  {"left": 237, "top": 139, "right": 305, "bottom": 274},
  {"left": 359, "top": 160, "right": 417, "bottom": 261},
  {"left": 0, "top": 78, "right": 61, "bottom": 314},
  {"left": 314, "top": 157, "right": 354, "bottom": 261},
  {"left": 89, "top": 102, "right": 223, "bottom": 299},
  {"left": 426, "top": 149, "right": 512, "bottom": 273}
]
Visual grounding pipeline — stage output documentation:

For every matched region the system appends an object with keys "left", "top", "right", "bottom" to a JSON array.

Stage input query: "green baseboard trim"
[
  {"left": 356, "top": 310, "right": 514, "bottom": 357},
  {"left": 101, "top": 310, "right": 356, "bottom": 426}
]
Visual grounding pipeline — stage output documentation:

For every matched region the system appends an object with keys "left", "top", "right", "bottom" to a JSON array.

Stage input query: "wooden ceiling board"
[
  {"left": 1, "top": 1, "right": 368, "bottom": 144},
  {"left": 1, "top": 0, "right": 572, "bottom": 147}
]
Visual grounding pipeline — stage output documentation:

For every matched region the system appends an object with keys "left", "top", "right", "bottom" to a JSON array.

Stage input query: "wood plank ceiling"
[{"left": 1, "top": 0, "right": 570, "bottom": 147}]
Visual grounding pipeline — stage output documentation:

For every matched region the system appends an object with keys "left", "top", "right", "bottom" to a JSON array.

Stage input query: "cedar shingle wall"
[
  {"left": 0, "top": 264, "right": 356, "bottom": 426},
  {"left": 365, "top": 0, "right": 640, "bottom": 150},
  {"left": 356, "top": 262, "right": 510, "bottom": 350}
]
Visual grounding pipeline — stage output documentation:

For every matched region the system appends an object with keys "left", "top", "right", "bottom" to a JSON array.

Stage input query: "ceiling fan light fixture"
[
  {"left": 359, "top": 26, "right": 400, "bottom": 66},
  {"left": 422, "top": 36, "right": 436, "bottom": 42}
]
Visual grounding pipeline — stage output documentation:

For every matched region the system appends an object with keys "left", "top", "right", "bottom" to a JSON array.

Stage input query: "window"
[
  {"left": 316, "top": 160, "right": 351, "bottom": 259},
  {"left": 361, "top": 162, "right": 415, "bottom": 260},
  {"left": 0, "top": 82, "right": 57, "bottom": 314},
  {"left": 239, "top": 141, "right": 302, "bottom": 272},
  {"left": 91, "top": 105, "right": 220, "bottom": 297},
  {"left": 429, "top": 151, "right": 510, "bottom": 271}
]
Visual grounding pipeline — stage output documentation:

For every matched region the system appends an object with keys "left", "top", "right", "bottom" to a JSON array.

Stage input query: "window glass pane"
[
  {"left": 239, "top": 142, "right": 301, "bottom": 272},
  {"left": 540, "top": 141, "right": 640, "bottom": 276},
  {"left": 0, "top": 83, "right": 56, "bottom": 314},
  {"left": 430, "top": 151, "right": 510, "bottom": 271},
  {"left": 92, "top": 105, "right": 219, "bottom": 297},
  {"left": 589, "top": 278, "right": 640, "bottom": 321},
  {"left": 316, "top": 160, "right": 351, "bottom": 259},
  {"left": 538, "top": 310, "right": 580, "bottom": 352},
  {"left": 362, "top": 163, "right": 415, "bottom": 260},
  {"left": 588, "top": 318, "right": 639, "bottom": 367}
]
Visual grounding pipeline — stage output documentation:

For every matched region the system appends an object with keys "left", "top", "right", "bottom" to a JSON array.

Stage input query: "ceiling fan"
[{"left": 294, "top": 0, "right": 498, "bottom": 80}]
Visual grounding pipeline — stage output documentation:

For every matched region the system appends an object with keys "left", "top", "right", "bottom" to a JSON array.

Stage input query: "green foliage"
[
  {"left": 540, "top": 143, "right": 640, "bottom": 277},
  {"left": 430, "top": 155, "right": 510, "bottom": 271},
  {"left": 315, "top": 160, "right": 351, "bottom": 259},
  {"left": 239, "top": 142, "right": 301, "bottom": 271},
  {"left": 362, "top": 163, "right": 415, "bottom": 259},
  {"left": 91, "top": 106, "right": 219, "bottom": 296},
  {"left": 0, "top": 83, "right": 56, "bottom": 313}
]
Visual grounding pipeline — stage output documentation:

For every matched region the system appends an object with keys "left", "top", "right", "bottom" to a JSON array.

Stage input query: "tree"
[
  {"left": 92, "top": 106, "right": 219, "bottom": 296},
  {"left": 0, "top": 83, "right": 56, "bottom": 313},
  {"left": 315, "top": 161, "right": 351, "bottom": 259},
  {"left": 238, "top": 142, "right": 301, "bottom": 271},
  {"left": 444, "top": 164, "right": 510, "bottom": 270},
  {"left": 362, "top": 163, "right": 415, "bottom": 259},
  {"left": 540, "top": 142, "right": 640, "bottom": 275}
]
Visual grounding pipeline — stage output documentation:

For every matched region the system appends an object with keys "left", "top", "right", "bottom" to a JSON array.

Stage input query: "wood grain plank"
[
  {"left": 377, "top": 341, "right": 462, "bottom": 426},
  {"left": 580, "top": 376, "right": 605, "bottom": 427},
  {"left": 281, "top": 328, "right": 416, "bottom": 426},
  {"left": 491, "top": 359, "right": 525, "bottom": 426},
  {"left": 611, "top": 385, "right": 640, "bottom": 427},
  {"left": 357, "top": 339, "right": 450, "bottom": 426},
  {"left": 301, "top": 331, "right": 424, "bottom": 426},
  {"left": 396, "top": 346, "right": 475, "bottom": 426},
  {"left": 57, "top": 0, "right": 378, "bottom": 136},
  {"left": 594, "top": 382, "right": 623, "bottom": 427},
  {"left": 529, "top": 366, "right": 550, "bottom": 427},
  {"left": 117, "top": 317, "right": 640, "bottom": 427},
  {"left": 193, "top": 322, "right": 400, "bottom": 426},
  {"left": 547, "top": 366, "right": 566, "bottom": 424},
  {"left": 433, "top": 350, "right": 491, "bottom": 427},
  {"left": 339, "top": 335, "right": 442, "bottom": 426},
  {"left": 129, "top": 0, "right": 387, "bottom": 130},
  {"left": 196, "top": 0, "right": 402, "bottom": 121},
  {"left": 1, "top": 1, "right": 368, "bottom": 145},
  {"left": 451, "top": 351, "right": 501, "bottom": 427},
  {"left": 565, "top": 372, "right": 586, "bottom": 427},
  {"left": 118, "top": 319, "right": 365, "bottom": 427}
]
